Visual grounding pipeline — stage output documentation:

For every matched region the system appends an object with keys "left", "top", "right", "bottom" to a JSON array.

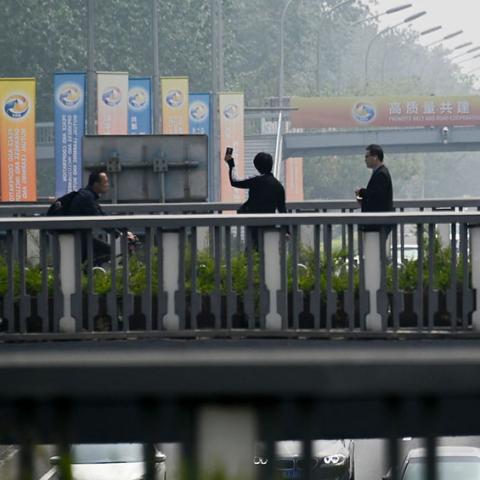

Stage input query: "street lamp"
[
  {"left": 452, "top": 41, "right": 473, "bottom": 51},
  {"left": 457, "top": 53, "right": 480, "bottom": 65},
  {"left": 382, "top": 25, "right": 442, "bottom": 86},
  {"left": 325, "top": 0, "right": 355, "bottom": 15},
  {"left": 419, "top": 25, "right": 442, "bottom": 37},
  {"left": 450, "top": 46, "right": 480, "bottom": 62},
  {"left": 87, "top": 0, "right": 96, "bottom": 134},
  {"left": 364, "top": 10, "right": 426, "bottom": 91},
  {"left": 351, "top": 3, "right": 412, "bottom": 27},
  {"left": 424, "top": 29, "right": 463, "bottom": 48},
  {"left": 152, "top": 0, "right": 160, "bottom": 134}
]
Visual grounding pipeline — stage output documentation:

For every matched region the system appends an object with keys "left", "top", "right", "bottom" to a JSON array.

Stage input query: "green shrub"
[{"left": 0, "top": 233, "right": 470, "bottom": 300}]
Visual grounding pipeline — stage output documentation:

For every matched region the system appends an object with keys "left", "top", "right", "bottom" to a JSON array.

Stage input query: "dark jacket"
[
  {"left": 359, "top": 164, "right": 393, "bottom": 233},
  {"left": 227, "top": 158, "right": 286, "bottom": 214},
  {"left": 68, "top": 186, "right": 105, "bottom": 216},
  {"left": 360, "top": 164, "right": 393, "bottom": 213}
]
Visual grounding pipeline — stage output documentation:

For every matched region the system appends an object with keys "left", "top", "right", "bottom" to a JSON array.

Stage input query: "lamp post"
[
  {"left": 450, "top": 46, "right": 480, "bottom": 61},
  {"left": 152, "top": 0, "right": 160, "bottom": 134},
  {"left": 424, "top": 29, "right": 463, "bottom": 48},
  {"left": 210, "top": 0, "right": 224, "bottom": 201},
  {"left": 364, "top": 10, "right": 426, "bottom": 91},
  {"left": 457, "top": 53, "right": 480, "bottom": 65},
  {"left": 351, "top": 3, "right": 412, "bottom": 27},
  {"left": 382, "top": 25, "right": 442, "bottom": 87},
  {"left": 87, "top": 0, "right": 96, "bottom": 134},
  {"left": 442, "top": 41, "right": 474, "bottom": 58},
  {"left": 418, "top": 31, "right": 465, "bottom": 85},
  {"left": 452, "top": 41, "right": 473, "bottom": 51},
  {"left": 419, "top": 25, "right": 443, "bottom": 37},
  {"left": 211, "top": 0, "right": 224, "bottom": 92},
  {"left": 316, "top": 0, "right": 355, "bottom": 93}
]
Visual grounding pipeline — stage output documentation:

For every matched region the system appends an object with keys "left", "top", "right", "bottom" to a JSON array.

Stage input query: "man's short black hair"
[
  {"left": 88, "top": 168, "right": 108, "bottom": 187},
  {"left": 253, "top": 152, "right": 273, "bottom": 174},
  {"left": 366, "top": 144, "right": 384, "bottom": 162}
]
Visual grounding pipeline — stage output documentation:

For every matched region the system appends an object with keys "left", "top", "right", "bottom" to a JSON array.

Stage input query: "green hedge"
[{"left": 0, "top": 236, "right": 469, "bottom": 298}]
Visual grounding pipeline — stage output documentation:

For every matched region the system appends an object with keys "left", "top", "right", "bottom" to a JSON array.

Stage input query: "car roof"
[{"left": 407, "top": 446, "right": 480, "bottom": 459}]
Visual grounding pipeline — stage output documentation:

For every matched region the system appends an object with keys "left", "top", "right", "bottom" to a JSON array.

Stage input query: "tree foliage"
[
  {"left": 1, "top": 0, "right": 475, "bottom": 120},
  {"left": 1, "top": 0, "right": 478, "bottom": 198}
]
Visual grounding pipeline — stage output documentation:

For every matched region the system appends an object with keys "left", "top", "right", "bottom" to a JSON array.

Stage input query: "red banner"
[{"left": 291, "top": 95, "right": 480, "bottom": 129}]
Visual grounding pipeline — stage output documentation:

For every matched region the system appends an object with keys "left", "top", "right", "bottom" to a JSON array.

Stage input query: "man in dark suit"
[
  {"left": 224, "top": 150, "right": 287, "bottom": 249},
  {"left": 355, "top": 144, "right": 393, "bottom": 235}
]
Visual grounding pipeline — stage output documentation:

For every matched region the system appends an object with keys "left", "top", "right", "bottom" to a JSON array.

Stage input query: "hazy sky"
[{"left": 367, "top": 0, "right": 480, "bottom": 76}]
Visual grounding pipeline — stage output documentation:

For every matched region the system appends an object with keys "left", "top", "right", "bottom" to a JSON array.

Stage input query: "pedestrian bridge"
[
  {"left": 2, "top": 199, "right": 480, "bottom": 480},
  {"left": 1, "top": 198, "right": 480, "bottom": 339}
]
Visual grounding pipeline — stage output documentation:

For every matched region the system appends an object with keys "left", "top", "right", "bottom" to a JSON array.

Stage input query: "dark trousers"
[
  {"left": 248, "top": 227, "right": 260, "bottom": 251},
  {"left": 81, "top": 234, "right": 111, "bottom": 266}
]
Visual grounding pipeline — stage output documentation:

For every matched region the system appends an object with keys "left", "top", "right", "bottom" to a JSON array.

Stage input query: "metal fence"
[
  {"left": 2, "top": 203, "right": 480, "bottom": 479},
  {"left": 1, "top": 209, "right": 480, "bottom": 339},
  {"left": 1, "top": 197, "right": 480, "bottom": 215}
]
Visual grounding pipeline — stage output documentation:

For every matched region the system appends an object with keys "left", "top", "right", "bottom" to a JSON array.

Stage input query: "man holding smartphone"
[{"left": 224, "top": 148, "right": 287, "bottom": 248}]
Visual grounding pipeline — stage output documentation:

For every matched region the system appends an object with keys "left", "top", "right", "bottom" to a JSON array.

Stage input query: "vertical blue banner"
[
  {"left": 189, "top": 93, "right": 212, "bottom": 199},
  {"left": 54, "top": 72, "right": 85, "bottom": 197},
  {"left": 128, "top": 77, "right": 152, "bottom": 135},
  {"left": 189, "top": 93, "right": 211, "bottom": 135}
]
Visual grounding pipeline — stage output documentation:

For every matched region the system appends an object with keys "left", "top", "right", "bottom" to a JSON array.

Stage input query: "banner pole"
[
  {"left": 152, "top": 0, "right": 161, "bottom": 134},
  {"left": 87, "top": 0, "right": 96, "bottom": 135}
]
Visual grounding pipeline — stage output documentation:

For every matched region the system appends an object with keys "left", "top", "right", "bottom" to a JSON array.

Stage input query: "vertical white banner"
[
  {"left": 96, "top": 72, "right": 128, "bottom": 135},
  {"left": 219, "top": 93, "right": 244, "bottom": 203}
]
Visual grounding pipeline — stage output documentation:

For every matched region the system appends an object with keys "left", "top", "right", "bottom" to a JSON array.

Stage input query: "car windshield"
[
  {"left": 404, "top": 457, "right": 480, "bottom": 480},
  {"left": 71, "top": 443, "right": 144, "bottom": 464}
]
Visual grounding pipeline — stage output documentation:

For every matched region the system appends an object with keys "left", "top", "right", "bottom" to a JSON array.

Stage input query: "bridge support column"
[
  {"left": 470, "top": 227, "right": 480, "bottom": 330},
  {"left": 162, "top": 231, "right": 180, "bottom": 330},
  {"left": 198, "top": 405, "right": 256, "bottom": 480},
  {"left": 363, "top": 231, "right": 382, "bottom": 332},
  {"left": 59, "top": 234, "right": 77, "bottom": 333},
  {"left": 263, "top": 230, "right": 284, "bottom": 330}
]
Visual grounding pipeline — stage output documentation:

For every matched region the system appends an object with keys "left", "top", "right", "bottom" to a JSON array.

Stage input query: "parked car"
[
  {"left": 384, "top": 446, "right": 480, "bottom": 480},
  {"left": 254, "top": 439, "right": 354, "bottom": 480},
  {"left": 49, "top": 443, "right": 167, "bottom": 480}
]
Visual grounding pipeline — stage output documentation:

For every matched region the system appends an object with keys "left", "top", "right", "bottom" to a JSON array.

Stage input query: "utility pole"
[
  {"left": 218, "top": 0, "right": 224, "bottom": 91},
  {"left": 211, "top": 0, "right": 224, "bottom": 200},
  {"left": 87, "top": 0, "right": 96, "bottom": 134},
  {"left": 279, "top": 0, "right": 294, "bottom": 106},
  {"left": 152, "top": 0, "right": 161, "bottom": 133},
  {"left": 212, "top": 0, "right": 219, "bottom": 93}
]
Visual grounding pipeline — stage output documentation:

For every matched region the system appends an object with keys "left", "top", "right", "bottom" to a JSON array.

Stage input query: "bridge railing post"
[
  {"left": 470, "top": 226, "right": 480, "bottom": 330},
  {"left": 363, "top": 231, "right": 383, "bottom": 332},
  {"left": 262, "top": 228, "right": 287, "bottom": 330},
  {"left": 58, "top": 233, "right": 78, "bottom": 333},
  {"left": 162, "top": 230, "right": 181, "bottom": 330}
]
